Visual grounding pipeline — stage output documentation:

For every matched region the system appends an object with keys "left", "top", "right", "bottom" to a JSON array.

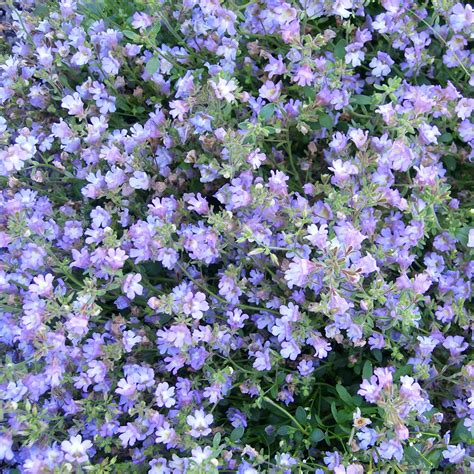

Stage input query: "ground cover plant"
[{"left": 0, "top": 0, "right": 473, "bottom": 472}]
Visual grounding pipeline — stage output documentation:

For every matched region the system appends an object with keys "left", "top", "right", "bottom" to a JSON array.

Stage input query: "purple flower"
[
  {"left": 247, "top": 149, "right": 267, "bottom": 169},
  {"left": 378, "top": 439, "right": 403, "bottom": 461},
  {"left": 292, "top": 65, "right": 314, "bottom": 86},
  {"left": 105, "top": 248, "right": 128, "bottom": 270},
  {"left": 182, "top": 291, "right": 209, "bottom": 319},
  {"left": 259, "top": 80, "right": 282, "bottom": 102},
  {"left": 298, "top": 359, "right": 314, "bottom": 376},
  {"left": 227, "top": 308, "right": 249, "bottom": 330},
  {"left": 345, "top": 43, "right": 365, "bottom": 67},
  {"left": 0, "top": 434, "right": 13, "bottom": 462},
  {"left": 122, "top": 273, "right": 143, "bottom": 300},
  {"left": 443, "top": 336, "right": 468, "bottom": 357},
  {"left": 129, "top": 171, "right": 151, "bottom": 190},
  {"left": 443, "top": 444, "right": 466, "bottom": 464},
  {"left": 356, "top": 427, "right": 378, "bottom": 449},
  {"left": 132, "top": 12, "right": 153, "bottom": 29},
  {"left": 369, "top": 52, "right": 394, "bottom": 77},
  {"left": 264, "top": 54, "right": 286, "bottom": 78},
  {"left": 412, "top": 273, "right": 432, "bottom": 295},
  {"left": 253, "top": 347, "right": 272, "bottom": 371},
  {"left": 284, "top": 258, "right": 317, "bottom": 288},
  {"left": 449, "top": 4, "right": 473, "bottom": 33},
  {"left": 227, "top": 409, "right": 247, "bottom": 431},
  {"left": 280, "top": 340, "right": 301, "bottom": 360},
  {"left": 355, "top": 254, "right": 378, "bottom": 274},
  {"left": 305, "top": 224, "right": 328, "bottom": 249},
  {"left": 358, "top": 367, "right": 393, "bottom": 403},
  {"left": 385, "top": 140, "right": 415, "bottom": 172}
]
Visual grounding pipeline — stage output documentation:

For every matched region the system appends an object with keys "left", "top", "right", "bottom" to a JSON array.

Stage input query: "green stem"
[
  {"left": 262, "top": 396, "right": 308, "bottom": 435},
  {"left": 285, "top": 128, "right": 303, "bottom": 188}
]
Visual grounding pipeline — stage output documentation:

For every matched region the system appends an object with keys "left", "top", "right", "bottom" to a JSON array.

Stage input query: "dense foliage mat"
[{"left": 0, "top": 0, "right": 473, "bottom": 472}]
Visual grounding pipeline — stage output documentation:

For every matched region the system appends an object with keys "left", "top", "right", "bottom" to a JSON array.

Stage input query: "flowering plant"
[{"left": 0, "top": 0, "right": 473, "bottom": 472}]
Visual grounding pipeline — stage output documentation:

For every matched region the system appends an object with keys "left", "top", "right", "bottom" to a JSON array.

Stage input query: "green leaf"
[
  {"left": 295, "top": 407, "right": 307, "bottom": 425},
  {"left": 439, "top": 132, "right": 453, "bottom": 143},
  {"left": 229, "top": 427, "right": 244, "bottom": 442},
  {"left": 394, "top": 365, "right": 412, "bottom": 381},
  {"left": 123, "top": 30, "right": 141, "bottom": 42},
  {"left": 455, "top": 227, "right": 470, "bottom": 247},
  {"left": 33, "top": 4, "right": 49, "bottom": 16},
  {"left": 334, "top": 39, "right": 347, "bottom": 60},
  {"left": 443, "top": 155, "right": 457, "bottom": 171},
  {"left": 259, "top": 103, "right": 276, "bottom": 121},
  {"left": 213, "top": 432, "right": 221, "bottom": 448},
  {"left": 310, "top": 428, "right": 324, "bottom": 444},
  {"left": 302, "top": 86, "right": 316, "bottom": 100},
  {"left": 351, "top": 94, "right": 373, "bottom": 105},
  {"left": 311, "top": 413, "right": 325, "bottom": 428},
  {"left": 148, "top": 22, "right": 161, "bottom": 41},
  {"left": 331, "top": 401, "right": 339, "bottom": 422},
  {"left": 426, "top": 449, "right": 443, "bottom": 467},
  {"left": 277, "top": 425, "right": 291, "bottom": 436},
  {"left": 319, "top": 113, "right": 333, "bottom": 130},
  {"left": 336, "top": 384, "right": 355, "bottom": 406},
  {"left": 362, "top": 360, "right": 373, "bottom": 380},
  {"left": 373, "top": 349, "right": 383, "bottom": 363},
  {"left": 59, "top": 75, "right": 73, "bottom": 90},
  {"left": 116, "top": 96, "right": 132, "bottom": 112},
  {"left": 453, "top": 418, "right": 474, "bottom": 443},
  {"left": 145, "top": 56, "right": 160, "bottom": 76}
]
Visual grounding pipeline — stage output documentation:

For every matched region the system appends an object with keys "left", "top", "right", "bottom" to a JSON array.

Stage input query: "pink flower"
[
  {"left": 284, "top": 258, "right": 317, "bottom": 289},
  {"left": 169, "top": 100, "right": 189, "bottom": 121},
  {"left": 29, "top": 273, "right": 54, "bottom": 296},
  {"left": 292, "top": 65, "right": 314, "bottom": 86}
]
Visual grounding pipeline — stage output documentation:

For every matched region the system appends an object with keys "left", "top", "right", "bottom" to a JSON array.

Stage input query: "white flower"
[
  {"left": 211, "top": 78, "right": 238, "bottom": 102},
  {"left": 61, "top": 435, "right": 92, "bottom": 464},
  {"left": 468, "top": 228, "right": 474, "bottom": 248},
  {"left": 129, "top": 171, "right": 150, "bottom": 190},
  {"left": 186, "top": 409, "right": 213, "bottom": 437},
  {"left": 61, "top": 92, "right": 84, "bottom": 116}
]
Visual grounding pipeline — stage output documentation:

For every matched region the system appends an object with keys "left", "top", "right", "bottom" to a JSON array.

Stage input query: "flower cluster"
[{"left": 0, "top": 0, "right": 473, "bottom": 472}]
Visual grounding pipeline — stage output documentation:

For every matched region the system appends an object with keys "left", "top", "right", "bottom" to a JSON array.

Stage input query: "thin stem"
[
  {"left": 407, "top": 8, "right": 470, "bottom": 79},
  {"left": 262, "top": 396, "right": 308, "bottom": 435},
  {"left": 285, "top": 128, "right": 303, "bottom": 188}
]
